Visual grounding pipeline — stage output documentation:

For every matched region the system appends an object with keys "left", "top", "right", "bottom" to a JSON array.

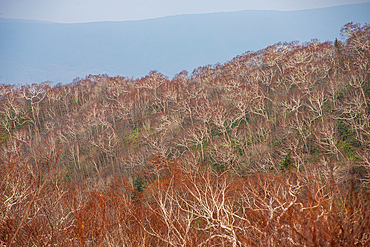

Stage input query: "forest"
[{"left": 1, "top": 22, "right": 369, "bottom": 246}]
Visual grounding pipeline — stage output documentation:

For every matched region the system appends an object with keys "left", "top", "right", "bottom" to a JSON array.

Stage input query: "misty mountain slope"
[
  {"left": 0, "top": 3, "right": 369, "bottom": 84},
  {"left": 0, "top": 21, "right": 370, "bottom": 246}
]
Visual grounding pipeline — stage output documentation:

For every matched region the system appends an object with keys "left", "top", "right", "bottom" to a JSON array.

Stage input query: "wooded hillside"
[{"left": 1, "top": 22, "right": 370, "bottom": 246}]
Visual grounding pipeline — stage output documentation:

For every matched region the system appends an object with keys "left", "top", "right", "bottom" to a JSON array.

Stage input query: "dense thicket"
[{"left": 1, "top": 22, "right": 370, "bottom": 246}]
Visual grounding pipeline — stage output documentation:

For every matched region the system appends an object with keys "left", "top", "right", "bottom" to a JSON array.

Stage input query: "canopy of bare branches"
[{"left": 1, "top": 22, "right": 369, "bottom": 246}]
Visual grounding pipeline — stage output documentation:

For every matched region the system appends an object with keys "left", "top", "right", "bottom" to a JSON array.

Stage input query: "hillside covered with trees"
[{"left": 1, "top": 22, "right": 370, "bottom": 246}]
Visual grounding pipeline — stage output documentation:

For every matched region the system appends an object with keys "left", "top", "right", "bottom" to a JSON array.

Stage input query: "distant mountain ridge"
[{"left": 1, "top": 3, "right": 369, "bottom": 84}]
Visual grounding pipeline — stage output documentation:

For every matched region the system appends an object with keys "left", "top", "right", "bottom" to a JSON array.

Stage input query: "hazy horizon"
[
  {"left": 1, "top": 0, "right": 369, "bottom": 23},
  {"left": 1, "top": 2, "right": 369, "bottom": 85}
]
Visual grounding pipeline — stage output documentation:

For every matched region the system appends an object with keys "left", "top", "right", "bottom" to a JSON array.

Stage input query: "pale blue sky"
[{"left": 1, "top": 0, "right": 369, "bottom": 23}]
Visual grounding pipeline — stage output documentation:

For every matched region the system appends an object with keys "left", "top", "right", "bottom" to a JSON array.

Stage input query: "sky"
[{"left": 1, "top": 0, "right": 369, "bottom": 23}]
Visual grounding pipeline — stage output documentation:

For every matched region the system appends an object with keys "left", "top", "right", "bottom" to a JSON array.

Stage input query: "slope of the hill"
[
  {"left": 1, "top": 3, "right": 369, "bottom": 84},
  {"left": 0, "top": 22, "right": 369, "bottom": 246}
]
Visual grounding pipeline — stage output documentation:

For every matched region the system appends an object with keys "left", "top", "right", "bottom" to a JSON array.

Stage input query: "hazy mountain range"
[{"left": 1, "top": 3, "right": 369, "bottom": 85}]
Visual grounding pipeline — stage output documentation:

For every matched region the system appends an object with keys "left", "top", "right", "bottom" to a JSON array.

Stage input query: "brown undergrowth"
[{"left": 1, "top": 153, "right": 369, "bottom": 246}]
